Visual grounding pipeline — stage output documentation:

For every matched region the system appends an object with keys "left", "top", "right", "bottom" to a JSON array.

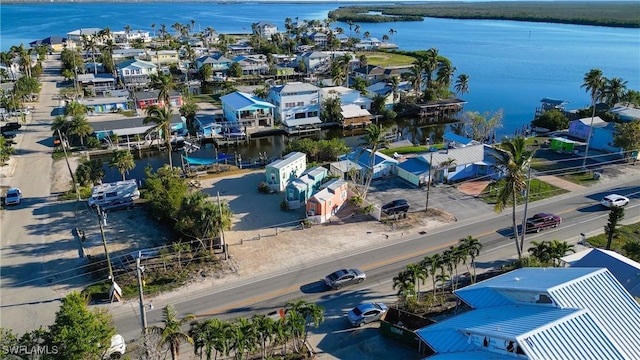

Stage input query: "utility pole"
[
  {"left": 425, "top": 151, "right": 434, "bottom": 212},
  {"left": 217, "top": 192, "right": 228, "bottom": 260},
  {"left": 136, "top": 255, "right": 150, "bottom": 358},
  {"left": 519, "top": 165, "right": 533, "bottom": 254},
  {"left": 96, "top": 205, "right": 114, "bottom": 282}
]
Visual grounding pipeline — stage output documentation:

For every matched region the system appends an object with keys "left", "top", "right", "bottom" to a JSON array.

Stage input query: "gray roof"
[
  {"left": 90, "top": 114, "right": 183, "bottom": 133},
  {"left": 271, "top": 82, "right": 320, "bottom": 95},
  {"left": 417, "top": 145, "right": 494, "bottom": 167},
  {"left": 576, "top": 116, "right": 607, "bottom": 127},
  {"left": 267, "top": 151, "right": 306, "bottom": 170}
]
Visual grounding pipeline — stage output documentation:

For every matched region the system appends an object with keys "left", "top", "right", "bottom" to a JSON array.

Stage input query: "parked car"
[
  {"left": 101, "top": 199, "right": 135, "bottom": 213},
  {"left": 102, "top": 334, "right": 126, "bottom": 359},
  {"left": 525, "top": 213, "right": 562, "bottom": 233},
  {"left": 381, "top": 199, "right": 410, "bottom": 215},
  {"left": 346, "top": 302, "right": 388, "bottom": 327},
  {"left": 325, "top": 268, "right": 366, "bottom": 290},
  {"left": 1, "top": 122, "right": 22, "bottom": 131},
  {"left": 601, "top": 194, "right": 630, "bottom": 208},
  {"left": 4, "top": 187, "right": 22, "bottom": 205},
  {"left": 1, "top": 132, "right": 17, "bottom": 140}
]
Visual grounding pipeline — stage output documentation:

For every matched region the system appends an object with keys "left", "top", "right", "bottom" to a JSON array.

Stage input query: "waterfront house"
[
  {"left": 414, "top": 267, "right": 640, "bottom": 359},
  {"left": 339, "top": 149, "right": 398, "bottom": 181},
  {"left": 365, "top": 79, "right": 412, "bottom": 109},
  {"left": 568, "top": 116, "right": 607, "bottom": 140},
  {"left": 232, "top": 54, "right": 269, "bottom": 75},
  {"left": 252, "top": 21, "right": 279, "bottom": 38},
  {"left": 320, "top": 86, "right": 372, "bottom": 111},
  {"left": 133, "top": 90, "right": 183, "bottom": 109},
  {"left": 113, "top": 30, "right": 150, "bottom": 44},
  {"left": 66, "top": 28, "right": 104, "bottom": 48},
  {"left": 307, "top": 31, "right": 327, "bottom": 47},
  {"left": 76, "top": 73, "right": 116, "bottom": 96},
  {"left": 29, "top": 36, "right": 66, "bottom": 52},
  {"left": 220, "top": 91, "right": 275, "bottom": 131},
  {"left": 265, "top": 152, "right": 307, "bottom": 192},
  {"left": 194, "top": 113, "right": 223, "bottom": 138},
  {"left": 285, "top": 166, "right": 328, "bottom": 209},
  {"left": 112, "top": 49, "right": 147, "bottom": 61},
  {"left": 340, "top": 104, "right": 372, "bottom": 128},
  {"left": 296, "top": 52, "right": 331, "bottom": 73},
  {"left": 609, "top": 105, "right": 640, "bottom": 122},
  {"left": 116, "top": 59, "right": 157, "bottom": 88},
  {"left": 395, "top": 145, "right": 501, "bottom": 187},
  {"left": 306, "top": 179, "right": 349, "bottom": 224},
  {"left": 91, "top": 114, "right": 184, "bottom": 145},
  {"left": 442, "top": 132, "right": 479, "bottom": 148},
  {"left": 354, "top": 65, "right": 409, "bottom": 83},
  {"left": 146, "top": 50, "right": 179, "bottom": 66},
  {"left": 268, "top": 82, "right": 321, "bottom": 134},
  {"left": 80, "top": 95, "right": 130, "bottom": 114},
  {"left": 228, "top": 42, "right": 253, "bottom": 56},
  {"left": 195, "top": 53, "right": 232, "bottom": 72},
  {"left": 355, "top": 37, "right": 382, "bottom": 51}
]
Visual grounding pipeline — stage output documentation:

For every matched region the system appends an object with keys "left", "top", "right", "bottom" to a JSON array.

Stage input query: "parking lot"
[{"left": 367, "top": 177, "right": 494, "bottom": 222}]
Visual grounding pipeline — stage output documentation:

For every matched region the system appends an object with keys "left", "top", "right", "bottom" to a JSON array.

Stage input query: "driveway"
[{"left": 366, "top": 177, "right": 493, "bottom": 222}]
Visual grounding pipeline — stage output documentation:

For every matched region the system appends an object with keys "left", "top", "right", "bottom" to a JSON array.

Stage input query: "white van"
[
  {"left": 102, "top": 334, "right": 126, "bottom": 359},
  {"left": 88, "top": 180, "right": 140, "bottom": 208}
]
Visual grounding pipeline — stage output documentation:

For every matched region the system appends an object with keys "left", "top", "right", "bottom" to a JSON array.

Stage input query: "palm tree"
[
  {"left": 144, "top": 104, "right": 174, "bottom": 167},
  {"left": 109, "top": 149, "right": 135, "bottom": 181},
  {"left": 251, "top": 315, "right": 275, "bottom": 359},
  {"left": 392, "top": 270, "right": 415, "bottom": 303},
  {"left": 330, "top": 61, "right": 345, "bottom": 87},
  {"left": 388, "top": 28, "right": 397, "bottom": 43},
  {"left": 64, "top": 100, "right": 89, "bottom": 117},
  {"left": 363, "top": 31, "right": 371, "bottom": 39},
  {"left": 424, "top": 47, "right": 440, "bottom": 86},
  {"left": 580, "top": 68, "right": 606, "bottom": 169},
  {"left": 231, "top": 318, "right": 256, "bottom": 359},
  {"left": 149, "top": 304, "right": 196, "bottom": 360},
  {"left": 286, "top": 299, "right": 323, "bottom": 347},
  {"left": 421, "top": 254, "right": 442, "bottom": 297},
  {"left": 387, "top": 75, "right": 400, "bottom": 103},
  {"left": 454, "top": 74, "right": 470, "bottom": 98},
  {"left": 284, "top": 304, "right": 305, "bottom": 352},
  {"left": 151, "top": 23, "right": 156, "bottom": 38},
  {"left": 150, "top": 73, "right": 176, "bottom": 107},
  {"left": 360, "top": 124, "right": 387, "bottom": 199},
  {"left": 190, "top": 318, "right": 226, "bottom": 360},
  {"left": 491, "top": 137, "right": 534, "bottom": 258},
  {"left": 459, "top": 236, "right": 483, "bottom": 283},
  {"left": 405, "top": 263, "right": 427, "bottom": 298},
  {"left": 68, "top": 115, "right": 93, "bottom": 148},
  {"left": 548, "top": 240, "right": 575, "bottom": 267},
  {"left": 436, "top": 62, "right": 456, "bottom": 88},
  {"left": 51, "top": 115, "right": 70, "bottom": 139},
  {"left": 604, "top": 77, "right": 628, "bottom": 107},
  {"left": 528, "top": 240, "right": 552, "bottom": 264},
  {"left": 81, "top": 34, "right": 99, "bottom": 75}
]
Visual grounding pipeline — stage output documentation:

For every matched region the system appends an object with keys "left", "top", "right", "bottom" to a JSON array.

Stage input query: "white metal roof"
[
  {"left": 283, "top": 117, "right": 321, "bottom": 127},
  {"left": 267, "top": 152, "right": 306, "bottom": 170},
  {"left": 341, "top": 104, "right": 371, "bottom": 119}
]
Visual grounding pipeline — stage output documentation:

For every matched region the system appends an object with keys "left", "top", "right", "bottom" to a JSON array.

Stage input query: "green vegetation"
[
  {"left": 329, "top": 2, "right": 640, "bottom": 28},
  {"left": 285, "top": 137, "right": 350, "bottom": 163},
  {"left": 482, "top": 178, "right": 568, "bottom": 204},
  {"left": 587, "top": 222, "right": 640, "bottom": 261},
  {"left": 358, "top": 51, "right": 416, "bottom": 67}
]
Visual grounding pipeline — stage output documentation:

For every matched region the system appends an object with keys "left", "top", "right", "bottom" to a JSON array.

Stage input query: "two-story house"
[
  {"left": 268, "top": 82, "right": 321, "bottom": 133},
  {"left": 146, "top": 50, "right": 179, "bottom": 66},
  {"left": 116, "top": 59, "right": 157, "bottom": 87},
  {"left": 296, "top": 51, "right": 331, "bottom": 73},
  {"left": 252, "top": 21, "right": 279, "bottom": 38},
  {"left": 232, "top": 54, "right": 270, "bottom": 75},
  {"left": 112, "top": 30, "right": 151, "bottom": 44},
  {"left": 285, "top": 166, "right": 328, "bottom": 210},
  {"left": 265, "top": 152, "right": 307, "bottom": 192},
  {"left": 133, "top": 90, "right": 183, "bottom": 109},
  {"left": 306, "top": 179, "right": 349, "bottom": 224},
  {"left": 66, "top": 28, "right": 104, "bottom": 48},
  {"left": 220, "top": 91, "right": 275, "bottom": 131},
  {"left": 195, "top": 53, "right": 233, "bottom": 72},
  {"left": 29, "top": 36, "right": 66, "bottom": 52},
  {"left": 320, "top": 86, "right": 372, "bottom": 111}
]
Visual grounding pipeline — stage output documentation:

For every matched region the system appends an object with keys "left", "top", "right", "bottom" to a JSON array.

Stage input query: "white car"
[
  {"left": 102, "top": 334, "right": 126, "bottom": 359},
  {"left": 4, "top": 187, "right": 22, "bottom": 205},
  {"left": 601, "top": 194, "right": 630, "bottom": 208}
]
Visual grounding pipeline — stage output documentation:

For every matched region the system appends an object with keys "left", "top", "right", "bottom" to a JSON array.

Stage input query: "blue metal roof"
[
  {"left": 443, "top": 132, "right": 475, "bottom": 145},
  {"left": 220, "top": 92, "right": 274, "bottom": 111},
  {"left": 568, "top": 249, "right": 640, "bottom": 297},
  {"left": 397, "top": 157, "right": 429, "bottom": 175},
  {"left": 425, "top": 350, "right": 525, "bottom": 360}
]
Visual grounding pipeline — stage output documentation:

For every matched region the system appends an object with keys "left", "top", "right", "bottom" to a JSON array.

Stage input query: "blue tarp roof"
[{"left": 183, "top": 155, "right": 233, "bottom": 165}]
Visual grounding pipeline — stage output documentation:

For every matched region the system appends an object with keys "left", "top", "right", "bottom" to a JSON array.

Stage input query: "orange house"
[{"left": 306, "top": 179, "right": 349, "bottom": 224}]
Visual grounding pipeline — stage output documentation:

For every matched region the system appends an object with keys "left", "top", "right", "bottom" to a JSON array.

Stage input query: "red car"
[{"left": 525, "top": 213, "right": 562, "bottom": 233}]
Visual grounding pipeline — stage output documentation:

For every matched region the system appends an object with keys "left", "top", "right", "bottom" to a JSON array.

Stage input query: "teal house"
[
  {"left": 265, "top": 152, "right": 307, "bottom": 192},
  {"left": 285, "top": 166, "right": 328, "bottom": 209}
]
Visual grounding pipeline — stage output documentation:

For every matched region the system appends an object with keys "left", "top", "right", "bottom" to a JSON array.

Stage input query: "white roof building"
[{"left": 416, "top": 267, "right": 640, "bottom": 360}]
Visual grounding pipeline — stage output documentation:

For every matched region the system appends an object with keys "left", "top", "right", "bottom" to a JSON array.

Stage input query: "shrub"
[
  {"left": 349, "top": 195, "right": 363, "bottom": 206},
  {"left": 280, "top": 199, "right": 289, "bottom": 211},
  {"left": 258, "top": 182, "right": 270, "bottom": 193}
]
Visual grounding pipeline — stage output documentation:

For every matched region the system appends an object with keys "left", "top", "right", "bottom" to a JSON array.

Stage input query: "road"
[
  {"left": 0, "top": 56, "right": 74, "bottom": 332},
  {"left": 111, "top": 177, "right": 639, "bottom": 358}
]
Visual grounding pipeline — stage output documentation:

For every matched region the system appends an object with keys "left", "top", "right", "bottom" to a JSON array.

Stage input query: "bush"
[
  {"left": 258, "top": 182, "right": 270, "bottom": 194},
  {"left": 280, "top": 199, "right": 289, "bottom": 211},
  {"left": 531, "top": 109, "right": 569, "bottom": 132},
  {"left": 349, "top": 195, "right": 363, "bottom": 206}
]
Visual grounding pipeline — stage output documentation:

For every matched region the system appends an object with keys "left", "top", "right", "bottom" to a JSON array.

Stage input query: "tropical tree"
[
  {"left": 454, "top": 74, "right": 469, "bottom": 97},
  {"left": 320, "top": 94, "right": 342, "bottom": 124},
  {"left": 528, "top": 240, "right": 552, "bottom": 264},
  {"left": 150, "top": 73, "right": 177, "bottom": 107},
  {"left": 75, "top": 158, "right": 105, "bottom": 186},
  {"left": 459, "top": 236, "right": 483, "bottom": 283},
  {"left": 421, "top": 253, "right": 442, "bottom": 297},
  {"left": 603, "top": 77, "right": 628, "bottom": 107},
  {"left": 0, "top": 136, "right": 15, "bottom": 165},
  {"left": 387, "top": 75, "right": 400, "bottom": 103},
  {"left": 531, "top": 109, "right": 569, "bottom": 132},
  {"left": 285, "top": 300, "right": 323, "bottom": 351},
  {"left": 330, "top": 61, "right": 345, "bottom": 87},
  {"left": 405, "top": 263, "right": 427, "bottom": 297},
  {"left": 360, "top": 123, "right": 387, "bottom": 199},
  {"left": 388, "top": 28, "right": 397, "bottom": 43},
  {"left": 491, "top": 137, "right": 535, "bottom": 258},
  {"left": 548, "top": 240, "right": 575, "bottom": 267},
  {"left": 148, "top": 304, "right": 196, "bottom": 360},
  {"left": 45, "top": 292, "right": 115, "bottom": 360},
  {"left": 109, "top": 149, "right": 135, "bottom": 181},
  {"left": 51, "top": 115, "right": 71, "bottom": 139},
  {"left": 68, "top": 115, "right": 93, "bottom": 148},
  {"left": 144, "top": 104, "right": 174, "bottom": 167},
  {"left": 64, "top": 100, "right": 89, "bottom": 117},
  {"left": 190, "top": 318, "right": 225, "bottom": 360},
  {"left": 580, "top": 68, "right": 606, "bottom": 169},
  {"left": 392, "top": 270, "right": 415, "bottom": 303},
  {"left": 613, "top": 120, "right": 640, "bottom": 160},
  {"left": 462, "top": 110, "right": 503, "bottom": 143},
  {"left": 604, "top": 206, "right": 625, "bottom": 250},
  {"left": 251, "top": 315, "right": 275, "bottom": 359}
]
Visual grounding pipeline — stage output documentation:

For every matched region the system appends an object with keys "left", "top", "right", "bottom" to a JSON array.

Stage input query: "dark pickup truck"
[{"left": 525, "top": 213, "right": 562, "bottom": 233}]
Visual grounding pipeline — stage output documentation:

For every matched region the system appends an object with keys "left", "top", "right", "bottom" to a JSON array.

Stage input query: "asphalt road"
[
  {"left": 0, "top": 56, "right": 69, "bottom": 332},
  {"left": 112, "top": 177, "right": 639, "bottom": 358}
]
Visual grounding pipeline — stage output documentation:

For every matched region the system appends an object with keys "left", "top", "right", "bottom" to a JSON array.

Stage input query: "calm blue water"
[{"left": 2, "top": 3, "right": 639, "bottom": 151}]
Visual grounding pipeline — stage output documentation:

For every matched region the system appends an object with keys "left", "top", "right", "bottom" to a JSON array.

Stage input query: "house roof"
[
  {"left": 417, "top": 145, "right": 492, "bottom": 168},
  {"left": 418, "top": 267, "right": 640, "bottom": 360},
  {"left": 76, "top": 73, "right": 116, "bottom": 83},
  {"left": 562, "top": 248, "right": 640, "bottom": 298},
  {"left": 271, "top": 82, "right": 320, "bottom": 95},
  {"left": 91, "top": 114, "right": 183, "bottom": 134},
  {"left": 79, "top": 96, "right": 129, "bottom": 106},
  {"left": 320, "top": 86, "right": 356, "bottom": 97},
  {"left": 133, "top": 90, "right": 180, "bottom": 101},
  {"left": 68, "top": 28, "right": 102, "bottom": 36},
  {"left": 312, "top": 179, "right": 347, "bottom": 203},
  {"left": 609, "top": 105, "right": 640, "bottom": 121},
  {"left": 283, "top": 117, "right": 321, "bottom": 127},
  {"left": 330, "top": 160, "right": 362, "bottom": 173},
  {"left": 575, "top": 116, "right": 607, "bottom": 127},
  {"left": 289, "top": 166, "right": 327, "bottom": 190},
  {"left": 397, "top": 157, "right": 429, "bottom": 175},
  {"left": 540, "top": 98, "right": 569, "bottom": 106},
  {"left": 220, "top": 91, "right": 275, "bottom": 110},
  {"left": 343, "top": 149, "right": 399, "bottom": 168},
  {"left": 117, "top": 59, "right": 156, "bottom": 70},
  {"left": 443, "top": 132, "right": 477, "bottom": 146},
  {"left": 299, "top": 51, "right": 330, "bottom": 59},
  {"left": 29, "top": 36, "right": 66, "bottom": 46},
  {"left": 341, "top": 104, "right": 371, "bottom": 119},
  {"left": 267, "top": 152, "right": 306, "bottom": 170}
]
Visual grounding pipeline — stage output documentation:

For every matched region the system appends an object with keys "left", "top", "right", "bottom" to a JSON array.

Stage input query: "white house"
[
  {"left": 320, "top": 86, "right": 372, "bottom": 110},
  {"left": 252, "top": 21, "right": 279, "bottom": 38},
  {"left": 112, "top": 30, "right": 151, "bottom": 44},
  {"left": 296, "top": 51, "right": 331, "bottom": 73},
  {"left": 415, "top": 267, "right": 640, "bottom": 359},
  {"left": 265, "top": 152, "right": 307, "bottom": 192},
  {"left": 268, "top": 82, "right": 321, "bottom": 132},
  {"left": 116, "top": 59, "right": 157, "bottom": 87},
  {"left": 66, "top": 28, "right": 104, "bottom": 48}
]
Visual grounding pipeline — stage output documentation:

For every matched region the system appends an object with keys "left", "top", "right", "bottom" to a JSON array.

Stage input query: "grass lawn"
[
  {"left": 359, "top": 51, "right": 416, "bottom": 67},
  {"left": 192, "top": 94, "right": 221, "bottom": 104},
  {"left": 481, "top": 178, "right": 568, "bottom": 204},
  {"left": 586, "top": 222, "right": 640, "bottom": 261}
]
